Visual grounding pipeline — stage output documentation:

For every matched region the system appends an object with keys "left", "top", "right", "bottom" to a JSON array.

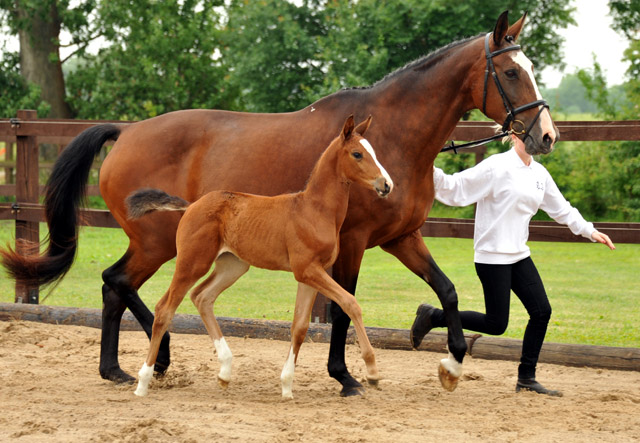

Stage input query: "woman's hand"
[{"left": 592, "top": 231, "right": 616, "bottom": 250}]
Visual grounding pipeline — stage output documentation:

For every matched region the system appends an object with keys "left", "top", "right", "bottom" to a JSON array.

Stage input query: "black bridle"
[{"left": 442, "top": 33, "right": 549, "bottom": 153}]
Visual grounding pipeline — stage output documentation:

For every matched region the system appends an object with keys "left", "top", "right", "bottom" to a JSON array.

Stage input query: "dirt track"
[{"left": 1, "top": 320, "right": 639, "bottom": 442}]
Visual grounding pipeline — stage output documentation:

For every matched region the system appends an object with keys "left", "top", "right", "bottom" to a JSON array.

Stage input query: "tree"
[
  {"left": 0, "top": 0, "right": 100, "bottom": 118},
  {"left": 541, "top": 1, "right": 640, "bottom": 221},
  {"left": 308, "top": 0, "right": 575, "bottom": 101},
  {"left": 66, "top": 0, "right": 229, "bottom": 120},
  {"left": 221, "top": 0, "right": 325, "bottom": 113},
  {"left": 0, "top": 51, "right": 50, "bottom": 117},
  {"left": 1, "top": 0, "right": 577, "bottom": 118}
]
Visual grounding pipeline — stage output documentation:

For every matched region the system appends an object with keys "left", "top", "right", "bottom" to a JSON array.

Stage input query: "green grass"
[{"left": 1, "top": 220, "right": 638, "bottom": 348}]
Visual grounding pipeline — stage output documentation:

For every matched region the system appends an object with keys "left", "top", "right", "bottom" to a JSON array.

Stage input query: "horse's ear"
[
  {"left": 507, "top": 11, "right": 527, "bottom": 42},
  {"left": 342, "top": 115, "right": 355, "bottom": 140},
  {"left": 493, "top": 10, "right": 510, "bottom": 46},
  {"left": 355, "top": 115, "right": 372, "bottom": 136}
]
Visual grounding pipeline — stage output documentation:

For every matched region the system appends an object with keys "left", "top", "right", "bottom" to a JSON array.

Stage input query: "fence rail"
[{"left": 2, "top": 111, "right": 640, "bottom": 318}]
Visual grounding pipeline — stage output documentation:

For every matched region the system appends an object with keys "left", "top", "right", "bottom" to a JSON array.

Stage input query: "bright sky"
[{"left": 539, "top": 0, "right": 629, "bottom": 88}]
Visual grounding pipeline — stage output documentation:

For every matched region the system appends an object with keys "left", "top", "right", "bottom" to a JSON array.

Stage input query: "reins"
[{"left": 442, "top": 33, "right": 548, "bottom": 154}]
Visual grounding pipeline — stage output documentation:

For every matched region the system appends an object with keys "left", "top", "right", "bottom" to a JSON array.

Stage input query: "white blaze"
[
  {"left": 510, "top": 51, "right": 556, "bottom": 142},
  {"left": 359, "top": 139, "right": 394, "bottom": 191}
]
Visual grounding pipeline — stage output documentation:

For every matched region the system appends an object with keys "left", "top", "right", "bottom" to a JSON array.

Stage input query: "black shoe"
[
  {"left": 516, "top": 378, "right": 563, "bottom": 397},
  {"left": 410, "top": 303, "right": 436, "bottom": 349}
]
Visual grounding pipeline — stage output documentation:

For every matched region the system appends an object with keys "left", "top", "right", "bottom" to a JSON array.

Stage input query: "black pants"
[{"left": 432, "top": 257, "right": 552, "bottom": 379}]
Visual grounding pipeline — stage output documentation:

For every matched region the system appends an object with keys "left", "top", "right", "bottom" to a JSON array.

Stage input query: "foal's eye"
[
  {"left": 352, "top": 151, "right": 363, "bottom": 160},
  {"left": 505, "top": 69, "right": 518, "bottom": 80}
]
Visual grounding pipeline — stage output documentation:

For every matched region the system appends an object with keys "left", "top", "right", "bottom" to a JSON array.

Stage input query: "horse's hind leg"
[
  {"left": 189, "top": 253, "right": 249, "bottom": 388},
  {"left": 100, "top": 250, "right": 170, "bottom": 383},
  {"left": 326, "top": 244, "right": 367, "bottom": 397},
  {"left": 281, "top": 282, "right": 317, "bottom": 399}
]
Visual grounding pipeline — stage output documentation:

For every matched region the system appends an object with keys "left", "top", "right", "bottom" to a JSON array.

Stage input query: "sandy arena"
[{"left": 1, "top": 320, "right": 639, "bottom": 442}]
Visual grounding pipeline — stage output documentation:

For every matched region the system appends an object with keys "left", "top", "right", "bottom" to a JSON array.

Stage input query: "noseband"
[{"left": 443, "top": 33, "right": 549, "bottom": 153}]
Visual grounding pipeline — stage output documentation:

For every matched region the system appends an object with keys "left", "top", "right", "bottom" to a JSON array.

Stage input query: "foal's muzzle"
[{"left": 374, "top": 177, "right": 393, "bottom": 198}]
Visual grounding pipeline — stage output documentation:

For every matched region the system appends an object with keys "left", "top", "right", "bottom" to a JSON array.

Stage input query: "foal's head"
[
  {"left": 473, "top": 11, "right": 558, "bottom": 155},
  {"left": 337, "top": 115, "right": 393, "bottom": 198}
]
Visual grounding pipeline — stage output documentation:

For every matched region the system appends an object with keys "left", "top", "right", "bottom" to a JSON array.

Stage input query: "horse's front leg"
[
  {"left": 326, "top": 244, "right": 368, "bottom": 397},
  {"left": 381, "top": 230, "right": 467, "bottom": 391}
]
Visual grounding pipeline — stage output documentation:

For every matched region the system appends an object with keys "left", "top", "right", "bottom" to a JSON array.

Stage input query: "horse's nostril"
[
  {"left": 543, "top": 133, "right": 552, "bottom": 146},
  {"left": 384, "top": 183, "right": 391, "bottom": 193}
]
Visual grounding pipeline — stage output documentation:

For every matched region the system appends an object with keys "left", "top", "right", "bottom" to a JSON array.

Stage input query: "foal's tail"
[
  {"left": 126, "top": 189, "right": 190, "bottom": 219},
  {"left": 0, "top": 124, "right": 121, "bottom": 286}
]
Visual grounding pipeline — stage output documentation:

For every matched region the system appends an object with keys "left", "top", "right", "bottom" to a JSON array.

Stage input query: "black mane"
[{"left": 344, "top": 33, "right": 484, "bottom": 91}]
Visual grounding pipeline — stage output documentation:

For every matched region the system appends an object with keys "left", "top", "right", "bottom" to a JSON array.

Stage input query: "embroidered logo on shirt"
[{"left": 535, "top": 181, "right": 544, "bottom": 191}]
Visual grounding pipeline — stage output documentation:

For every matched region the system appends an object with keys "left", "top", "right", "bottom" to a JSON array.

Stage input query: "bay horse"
[
  {"left": 1, "top": 11, "right": 557, "bottom": 396},
  {"left": 129, "top": 115, "right": 392, "bottom": 398}
]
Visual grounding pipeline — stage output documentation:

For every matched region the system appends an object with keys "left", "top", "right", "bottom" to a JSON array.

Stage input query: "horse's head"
[
  {"left": 474, "top": 11, "right": 558, "bottom": 155},
  {"left": 339, "top": 115, "right": 393, "bottom": 198}
]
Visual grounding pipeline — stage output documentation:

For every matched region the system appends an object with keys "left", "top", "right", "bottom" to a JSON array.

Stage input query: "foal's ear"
[
  {"left": 355, "top": 115, "right": 372, "bottom": 136},
  {"left": 342, "top": 115, "right": 355, "bottom": 140},
  {"left": 507, "top": 11, "right": 527, "bottom": 43},
  {"left": 493, "top": 10, "right": 510, "bottom": 46}
]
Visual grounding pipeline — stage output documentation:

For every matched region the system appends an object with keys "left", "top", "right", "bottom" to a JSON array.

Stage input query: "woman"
[{"left": 410, "top": 134, "right": 615, "bottom": 397}]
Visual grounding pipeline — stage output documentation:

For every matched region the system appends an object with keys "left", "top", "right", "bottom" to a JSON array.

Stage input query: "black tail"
[
  {"left": 126, "top": 188, "right": 190, "bottom": 219},
  {"left": 0, "top": 124, "right": 121, "bottom": 286}
]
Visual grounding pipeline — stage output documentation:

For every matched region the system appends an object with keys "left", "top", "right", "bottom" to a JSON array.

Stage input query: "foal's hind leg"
[
  {"left": 189, "top": 253, "right": 250, "bottom": 388},
  {"left": 135, "top": 230, "right": 220, "bottom": 396},
  {"left": 134, "top": 264, "right": 213, "bottom": 397},
  {"left": 281, "top": 282, "right": 317, "bottom": 399}
]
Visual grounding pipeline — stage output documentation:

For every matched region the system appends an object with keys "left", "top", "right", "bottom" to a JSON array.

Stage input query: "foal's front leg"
[
  {"left": 281, "top": 283, "right": 318, "bottom": 398},
  {"left": 297, "top": 264, "right": 379, "bottom": 386}
]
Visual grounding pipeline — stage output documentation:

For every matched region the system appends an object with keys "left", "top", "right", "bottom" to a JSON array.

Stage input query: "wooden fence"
[{"left": 1, "top": 111, "right": 640, "bottom": 321}]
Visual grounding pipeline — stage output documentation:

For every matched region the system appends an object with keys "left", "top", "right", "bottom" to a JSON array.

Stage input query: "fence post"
[{"left": 14, "top": 109, "right": 39, "bottom": 304}]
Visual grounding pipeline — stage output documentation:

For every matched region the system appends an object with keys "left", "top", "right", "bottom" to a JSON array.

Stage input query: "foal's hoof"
[
  {"left": 438, "top": 363, "right": 460, "bottom": 392},
  {"left": 340, "top": 385, "right": 366, "bottom": 397},
  {"left": 218, "top": 376, "right": 230, "bottom": 389},
  {"left": 366, "top": 377, "right": 380, "bottom": 388}
]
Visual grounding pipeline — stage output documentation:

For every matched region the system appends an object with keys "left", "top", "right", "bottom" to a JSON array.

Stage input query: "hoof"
[
  {"left": 101, "top": 367, "right": 136, "bottom": 385},
  {"left": 340, "top": 385, "right": 366, "bottom": 397},
  {"left": 438, "top": 363, "right": 460, "bottom": 392},
  {"left": 366, "top": 377, "right": 380, "bottom": 388},
  {"left": 154, "top": 361, "right": 170, "bottom": 376},
  {"left": 218, "top": 376, "right": 230, "bottom": 389}
]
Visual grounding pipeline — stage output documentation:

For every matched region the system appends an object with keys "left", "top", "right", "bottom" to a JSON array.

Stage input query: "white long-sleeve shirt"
[{"left": 433, "top": 147, "right": 595, "bottom": 264}]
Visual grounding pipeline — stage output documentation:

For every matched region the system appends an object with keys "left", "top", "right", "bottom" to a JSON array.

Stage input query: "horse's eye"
[
  {"left": 352, "top": 151, "right": 363, "bottom": 160},
  {"left": 505, "top": 69, "right": 518, "bottom": 79}
]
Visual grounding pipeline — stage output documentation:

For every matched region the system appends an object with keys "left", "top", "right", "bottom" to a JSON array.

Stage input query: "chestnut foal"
[{"left": 128, "top": 116, "right": 393, "bottom": 398}]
